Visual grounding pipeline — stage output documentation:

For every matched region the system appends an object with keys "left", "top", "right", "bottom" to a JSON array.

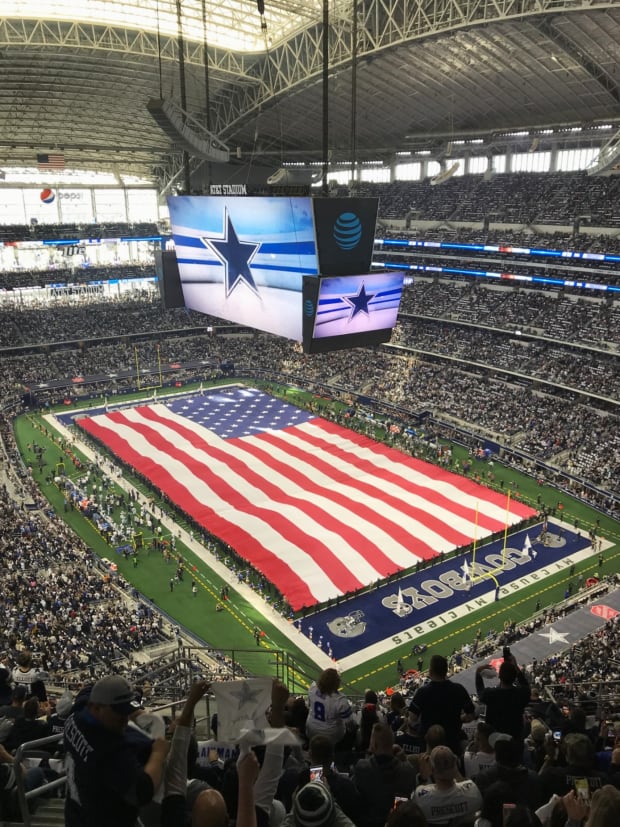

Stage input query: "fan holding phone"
[{"left": 474, "top": 650, "right": 531, "bottom": 743}]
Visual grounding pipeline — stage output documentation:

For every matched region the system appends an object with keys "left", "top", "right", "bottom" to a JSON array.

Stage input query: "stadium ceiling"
[{"left": 1, "top": 1, "right": 620, "bottom": 188}]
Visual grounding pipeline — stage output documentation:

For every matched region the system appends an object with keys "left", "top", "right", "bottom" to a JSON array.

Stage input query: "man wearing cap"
[
  {"left": 413, "top": 745, "right": 482, "bottom": 825},
  {"left": 64, "top": 674, "right": 169, "bottom": 827},
  {"left": 283, "top": 780, "right": 356, "bottom": 827}
]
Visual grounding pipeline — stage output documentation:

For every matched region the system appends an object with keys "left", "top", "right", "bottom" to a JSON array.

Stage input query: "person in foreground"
[
  {"left": 63, "top": 674, "right": 169, "bottom": 827},
  {"left": 283, "top": 780, "right": 356, "bottom": 827},
  {"left": 413, "top": 745, "right": 482, "bottom": 825},
  {"left": 562, "top": 784, "right": 620, "bottom": 827}
]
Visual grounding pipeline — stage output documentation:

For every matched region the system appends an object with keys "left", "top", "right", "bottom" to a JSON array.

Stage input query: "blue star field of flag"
[{"left": 165, "top": 388, "right": 316, "bottom": 439}]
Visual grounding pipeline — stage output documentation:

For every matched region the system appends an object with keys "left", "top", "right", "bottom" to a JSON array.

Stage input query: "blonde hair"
[{"left": 586, "top": 785, "right": 620, "bottom": 827}]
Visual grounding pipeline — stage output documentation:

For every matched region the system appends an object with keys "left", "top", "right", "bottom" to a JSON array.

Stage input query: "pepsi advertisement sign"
[{"left": 312, "top": 197, "right": 379, "bottom": 276}]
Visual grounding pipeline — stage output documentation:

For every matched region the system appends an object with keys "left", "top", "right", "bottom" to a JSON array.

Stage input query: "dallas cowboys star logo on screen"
[
  {"left": 201, "top": 208, "right": 261, "bottom": 298},
  {"left": 343, "top": 282, "right": 375, "bottom": 321}
]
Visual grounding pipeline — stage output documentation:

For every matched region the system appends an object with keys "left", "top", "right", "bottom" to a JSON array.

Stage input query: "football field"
[
  {"left": 74, "top": 386, "right": 535, "bottom": 611},
  {"left": 15, "top": 382, "right": 619, "bottom": 690}
]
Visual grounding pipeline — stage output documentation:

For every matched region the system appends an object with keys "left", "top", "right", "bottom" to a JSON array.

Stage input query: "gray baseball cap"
[{"left": 89, "top": 675, "right": 134, "bottom": 714}]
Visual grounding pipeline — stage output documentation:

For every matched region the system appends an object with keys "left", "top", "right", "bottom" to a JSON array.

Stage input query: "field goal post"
[{"left": 467, "top": 489, "right": 513, "bottom": 590}]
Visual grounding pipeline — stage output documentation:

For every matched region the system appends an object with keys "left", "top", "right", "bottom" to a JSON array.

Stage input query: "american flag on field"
[
  {"left": 36, "top": 153, "right": 65, "bottom": 171},
  {"left": 77, "top": 388, "right": 535, "bottom": 610}
]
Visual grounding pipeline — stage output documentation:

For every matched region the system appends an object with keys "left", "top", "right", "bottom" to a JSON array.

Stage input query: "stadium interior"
[{"left": 1, "top": 2, "right": 620, "bottom": 827}]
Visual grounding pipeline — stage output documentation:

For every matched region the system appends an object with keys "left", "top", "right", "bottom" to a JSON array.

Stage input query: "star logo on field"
[
  {"left": 538, "top": 627, "right": 570, "bottom": 644},
  {"left": 202, "top": 208, "right": 260, "bottom": 298},
  {"left": 343, "top": 282, "right": 375, "bottom": 320}
]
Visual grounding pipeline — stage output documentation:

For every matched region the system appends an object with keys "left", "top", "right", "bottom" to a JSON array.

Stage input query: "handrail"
[{"left": 13, "top": 733, "right": 65, "bottom": 827}]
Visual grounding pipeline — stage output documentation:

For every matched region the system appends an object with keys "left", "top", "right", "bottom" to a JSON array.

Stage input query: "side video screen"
[{"left": 302, "top": 271, "right": 405, "bottom": 353}]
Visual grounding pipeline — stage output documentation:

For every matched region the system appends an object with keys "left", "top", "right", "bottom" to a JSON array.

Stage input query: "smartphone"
[
  {"left": 574, "top": 778, "right": 590, "bottom": 804},
  {"left": 502, "top": 803, "right": 516, "bottom": 826},
  {"left": 502, "top": 646, "right": 511, "bottom": 660},
  {"left": 310, "top": 765, "right": 324, "bottom": 783},
  {"left": 393, "top": 797, "right": 408, "bottom": 812},
  {"left": 553, "top": 730, "right": 562, "bottom": 742}
]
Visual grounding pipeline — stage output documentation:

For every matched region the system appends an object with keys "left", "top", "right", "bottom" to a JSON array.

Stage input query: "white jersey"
[
  {"left": 463, "top": 749, "right": 496, "bottom": 779},
  {"left": 12, "top": 666, "right": 45, "bottom": 691},
  {"left": 414, "top": 780, "right": 482, "bottom": 825},
  {"left": 306, "top": 683, "right": 352, "bottom": 743}
]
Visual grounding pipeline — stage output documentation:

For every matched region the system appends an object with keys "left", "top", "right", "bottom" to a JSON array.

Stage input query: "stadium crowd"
[
  {"left": 0, "top": 295, "right": 618, "bottom": 502},
  {"left": 3, "top": 627, "right": 620, "bottom": 826},
  {"left": 1, "top": 176, "right": 620, "bottom": 824},
  {"left": 0, "top": 263, "right": 158, "bottom": 290},
  {"left": 0, "top": 221, "right": 159, "bottom": 243},
  {"left": 398, "top": 280, "right": 620, "bottom": 350},
  {"left": 0, "top": 470, "right": 172, "bottom": 682},
  {"left": 0, "top": 300, "right": 212, "bottom": 348},
  {"left": 359, "top": 171, "right": 620, "bottom": 227}
]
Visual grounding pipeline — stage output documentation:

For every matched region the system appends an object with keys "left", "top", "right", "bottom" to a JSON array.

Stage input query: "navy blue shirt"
[{"left": 64, "top": 710, "right": 154, "bottom": 827}]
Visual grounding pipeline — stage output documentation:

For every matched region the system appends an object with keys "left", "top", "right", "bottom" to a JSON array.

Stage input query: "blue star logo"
[
  {"left": 202, "top": 208, "right": 260, "bottom": 298},
  {"left": 343, "top": 282, "right": 375, "bottom": 320}
]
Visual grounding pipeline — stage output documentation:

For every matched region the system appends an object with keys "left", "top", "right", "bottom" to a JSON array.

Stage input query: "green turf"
[{"left": 13, "top": 384, "right": 620, "bottom": 694}]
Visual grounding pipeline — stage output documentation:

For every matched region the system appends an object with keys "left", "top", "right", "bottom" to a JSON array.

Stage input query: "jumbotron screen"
[
  {"left": 167, "top": 195, "right": 318, "bottom": 340},
  {"left": 302, "top": 270, "right": 405, "bottom": 353},
  {"left": 167, "top": 195, "right": 380, "bottom": 341}
]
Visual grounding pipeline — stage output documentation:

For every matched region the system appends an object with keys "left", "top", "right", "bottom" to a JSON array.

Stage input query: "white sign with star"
[{"left": 211, "top": 678, "right": 273, "bottom": 742}]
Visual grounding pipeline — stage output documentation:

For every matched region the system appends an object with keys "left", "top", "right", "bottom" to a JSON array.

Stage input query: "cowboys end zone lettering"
[
  {"left": 381, "top": 548, "right": 529, "bottom": 613},
  {"left": 311, "top": 523, "right": 593, "bottom": 661}
]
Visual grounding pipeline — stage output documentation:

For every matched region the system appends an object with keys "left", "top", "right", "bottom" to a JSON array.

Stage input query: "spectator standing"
[
  {"left": 0, "top": 686, "right": 27, "bottom": 722},
  {"left": 4, "top": 697, "right": 52, "bottom": 753},
  {"left": 386, "top": 692, "right": 407, "bottom": 734},
  {"left": 309, "top": 735, "right": 361, "bottom": 823},
  {"left": 352, "top": 722, "right": 416, "bottom": 827},
  {"left": 306, "top": 668, "right": 353, "bottom": 747},
  {"left": 12, "top": 651, "right": 47, "bottom": 701},
  {"left": 474, "top": 736, "right": 546, "bottom": 811},
  {"left": 463, "top": 722, "right": 497, "bottom": 779},
  {"left": 475, "top": 654, "right": 530, "bottom": 743},
  {"left": 409, "top": 654, "right": 475, "bottom": 755},
  {"left": 64, "top": 674, "right": 169, "bottom": 827},
  {"left": 283, "top": 781, "right": 355, "bottom": 827},
  {"left": 354, "top": 690, "right": 383, "bottom": 753},
  {"left": 394, "top": 710, "right": 426, "bottom": 757},
  {"left": 0, "top": 668, "right": 12, "bottom": 706},
  {"left": 539, "top": 732, "right": 609, "bottom": 801}
]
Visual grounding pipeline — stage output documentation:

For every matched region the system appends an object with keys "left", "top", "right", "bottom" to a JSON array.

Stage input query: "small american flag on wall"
[{"left": 36, "top": 153, "right": 65, "bottom": 171}]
